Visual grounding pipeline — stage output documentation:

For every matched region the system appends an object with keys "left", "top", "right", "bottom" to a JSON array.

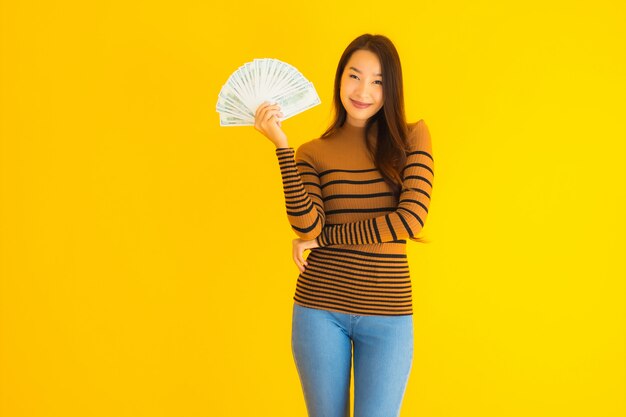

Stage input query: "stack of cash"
[{"left": 216, "top": 58, "right": 321, "bottom": 126}]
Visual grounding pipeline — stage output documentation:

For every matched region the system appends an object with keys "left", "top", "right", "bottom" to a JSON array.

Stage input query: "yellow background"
[{"left": 1, "top": 1, "right": 624, "bottom": 416}]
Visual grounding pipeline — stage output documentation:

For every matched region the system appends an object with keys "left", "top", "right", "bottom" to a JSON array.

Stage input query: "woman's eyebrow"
[{"left": 349, "top": 66, "right": 382, "bottom": 77}]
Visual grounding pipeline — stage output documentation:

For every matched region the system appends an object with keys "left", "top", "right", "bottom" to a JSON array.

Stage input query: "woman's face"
[{"left": 340, "top": 49, "right": 384, "bottom": 127}]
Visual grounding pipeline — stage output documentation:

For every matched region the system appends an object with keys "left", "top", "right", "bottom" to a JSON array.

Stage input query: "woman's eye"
[{"left": 348, "top": 74, "right": 381, "bottom": 84}]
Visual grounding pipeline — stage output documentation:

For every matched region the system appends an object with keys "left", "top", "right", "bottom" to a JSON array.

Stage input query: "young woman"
[{"left": 254, "top": 33, "right": 434, "bottom": 417}]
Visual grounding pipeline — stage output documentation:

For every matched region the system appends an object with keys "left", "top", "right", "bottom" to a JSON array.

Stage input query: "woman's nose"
[{"left": 355, "top": 83, "right": 371, "bottom": 97}]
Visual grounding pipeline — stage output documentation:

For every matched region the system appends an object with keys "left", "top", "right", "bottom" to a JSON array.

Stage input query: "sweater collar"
[{"left": 336, "top": 119, "right": 378, "bottom": 146}]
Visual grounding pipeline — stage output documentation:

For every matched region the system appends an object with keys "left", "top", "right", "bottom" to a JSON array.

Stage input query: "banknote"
[{"left": 216, "top": 58, "right": 321, "bottom": 127}]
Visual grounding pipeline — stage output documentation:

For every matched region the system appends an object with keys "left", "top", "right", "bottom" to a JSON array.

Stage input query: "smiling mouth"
[{"left": 350, "top": 99, "right": 373, "bottom": 108}]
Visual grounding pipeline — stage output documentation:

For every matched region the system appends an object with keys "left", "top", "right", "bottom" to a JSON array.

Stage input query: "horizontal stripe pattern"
[
  {"left": 275, "top": 120, "right": 434, "bottom": 316},
  {"left": 275, "top": 147, "right": 325, "bottom": 239},
  {"left": 294, "top": 246, "right": 413, "bottom": 315},
  {"left": 316, "top": 129, "right": 434, "bottom": 246}
]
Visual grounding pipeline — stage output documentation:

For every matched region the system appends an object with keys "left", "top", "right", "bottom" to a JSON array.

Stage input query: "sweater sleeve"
[
  {"left": 316, "top": 120, "right": 434, "bottom": 247},
  {"left": 275, "top": 146, "right": 326, "bottom": 240}
]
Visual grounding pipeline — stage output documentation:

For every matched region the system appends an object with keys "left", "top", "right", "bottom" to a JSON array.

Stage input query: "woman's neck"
[
  {"left": 339, "top": 120, "right": 366, "bottom": 135},
  {"left": 337, "top": 118, "right": 378, "bottom": 144}
]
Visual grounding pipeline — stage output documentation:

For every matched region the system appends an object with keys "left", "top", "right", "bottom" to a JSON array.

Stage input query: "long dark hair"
[{"left": 320, "top": 33, "right": 411, "bottom": 196}]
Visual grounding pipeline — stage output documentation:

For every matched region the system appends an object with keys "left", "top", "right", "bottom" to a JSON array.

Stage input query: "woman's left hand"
[{"left": 292, "top": 237, "right": 320, "bottom": 272}]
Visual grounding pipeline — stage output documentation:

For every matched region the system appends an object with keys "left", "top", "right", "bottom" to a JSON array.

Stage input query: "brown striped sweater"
[{"left": 275, "top": 119, "right": 434, "bottom": 316}]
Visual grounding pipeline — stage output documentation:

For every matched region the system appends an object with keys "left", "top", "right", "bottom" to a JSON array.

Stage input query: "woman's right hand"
[{"left": 254, "top": 101, "right": 288, "bottom": 148}]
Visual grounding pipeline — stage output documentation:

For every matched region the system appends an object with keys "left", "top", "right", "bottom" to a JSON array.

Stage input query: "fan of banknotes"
[{"left": 216, "top": 58, "right": 321, "bottom": 126}]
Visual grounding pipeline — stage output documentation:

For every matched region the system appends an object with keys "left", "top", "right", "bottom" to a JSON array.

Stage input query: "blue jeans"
[{"left": 291, "top": 303, "right": 414, "bottom": 417}]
